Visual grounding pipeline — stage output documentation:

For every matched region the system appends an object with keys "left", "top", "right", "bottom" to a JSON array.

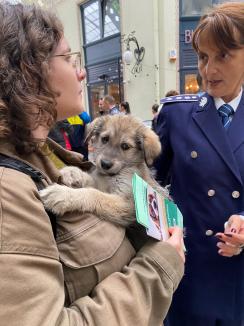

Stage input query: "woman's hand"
[
  {"left": 166, "top": 227, "right": 185, "bottom": 262},
  {"left": 216, "top": 215, "right": 244, "bottom": 257}
]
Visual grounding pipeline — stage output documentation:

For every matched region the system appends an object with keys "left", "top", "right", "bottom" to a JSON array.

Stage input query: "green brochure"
[
  {"left": 132, "top": 173, "right": 149, "bottom": 227},
  {"left": 164, "top": 198, "right": 184, "bottom": 229},
  {"left": 132, "top": 173, "right": 184, "bottom": 241}
]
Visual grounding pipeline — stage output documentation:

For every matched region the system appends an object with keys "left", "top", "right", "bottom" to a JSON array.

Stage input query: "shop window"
[{"left": 184, "top": 74, "right": 199, "bottom": 94}]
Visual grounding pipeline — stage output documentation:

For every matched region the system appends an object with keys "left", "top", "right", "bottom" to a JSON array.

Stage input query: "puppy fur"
[{"left": 40, "top": 115, "right": 168, "bottom": 227}]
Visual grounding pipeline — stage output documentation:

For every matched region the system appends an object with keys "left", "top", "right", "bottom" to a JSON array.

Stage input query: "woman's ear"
[{"left": 140, "top": 127, "right": 161, "bottom": 166}]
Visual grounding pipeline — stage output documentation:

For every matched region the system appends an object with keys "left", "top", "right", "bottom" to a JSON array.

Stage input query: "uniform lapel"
[
  {"left": 192, "top": 94, "right": 242, "bottom": 184},
  {"left": 227, "top": 91, "right": 244, "bottom": 153}
]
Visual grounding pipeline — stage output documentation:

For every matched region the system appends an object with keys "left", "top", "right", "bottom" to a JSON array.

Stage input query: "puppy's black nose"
[{"left": 101, "top": 159, "right": 113, "bottom": 170}]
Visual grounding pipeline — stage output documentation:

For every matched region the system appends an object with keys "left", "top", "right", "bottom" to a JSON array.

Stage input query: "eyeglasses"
[{"left": 51, "top": 51, "right": 82, "bottom": 73}]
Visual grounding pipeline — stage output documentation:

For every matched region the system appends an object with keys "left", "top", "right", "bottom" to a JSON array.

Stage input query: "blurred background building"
[{"left": 12, "top": 0, "right": 243, "bottom": 120}]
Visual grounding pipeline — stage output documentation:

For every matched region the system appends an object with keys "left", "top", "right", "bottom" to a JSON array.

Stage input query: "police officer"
[{"left": 155, "top": 2, "right": 244, "bottom": 325}]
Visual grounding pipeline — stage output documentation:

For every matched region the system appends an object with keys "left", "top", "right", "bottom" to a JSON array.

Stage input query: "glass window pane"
[
  {"left": 89, "top": 84, "right": 105, "bottom": 118},
  {"left": 182, "top": 0, "right": 212, "bottom": 16},
  {"left": 84, "top": 1, "right": 101, "bottom": 43},
  {"left": 184, "top": 74, "right": 199, "bottom": 94},
  {"left": 104, "top": 0, "right": 120, "bottom": 38},
  {"left": 108, "top": 82, "right": 120, "bottom": 104}
]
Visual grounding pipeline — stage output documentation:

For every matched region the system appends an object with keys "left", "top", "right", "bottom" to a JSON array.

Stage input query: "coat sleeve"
[
  {"left": 0, "top": 167, "right": 184, "bottom": 326},
  {"left": 154, "top": 106, "right": 173, "bottom": 186}
]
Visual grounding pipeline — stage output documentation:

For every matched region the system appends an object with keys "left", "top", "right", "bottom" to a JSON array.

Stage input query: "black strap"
[{"left": 0, "top": 153, "right": 57, "bottom": 238}]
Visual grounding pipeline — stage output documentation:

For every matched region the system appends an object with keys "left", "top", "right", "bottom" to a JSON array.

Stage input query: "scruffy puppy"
[
  {"left": 40, "top": 115, "right": 169, "bottom": 301},
  {"left": 40, "top": 115, "right": 168, "bottom": 226}
]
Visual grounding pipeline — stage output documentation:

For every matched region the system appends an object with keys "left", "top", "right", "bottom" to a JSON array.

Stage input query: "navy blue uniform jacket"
[{"left": 155, "top": 92, "right": 244, "bottom": 321}]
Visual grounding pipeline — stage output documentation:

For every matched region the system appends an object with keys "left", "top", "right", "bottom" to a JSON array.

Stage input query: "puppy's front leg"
[{"left": 39, "top": 184, "right": 134, "bottom": 226}]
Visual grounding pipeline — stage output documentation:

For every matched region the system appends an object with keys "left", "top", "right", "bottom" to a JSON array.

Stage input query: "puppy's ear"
[
  {"left": 85, "top": 116, "right": 109, "bottom": 143},
  {"left": 139, "top": 127, "right": 161, "bottom": 166}
]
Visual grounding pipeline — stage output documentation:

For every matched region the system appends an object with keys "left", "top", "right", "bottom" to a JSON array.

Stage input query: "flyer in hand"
[{"left": 132, "top": 173, "right": 184, "bottom": 241}]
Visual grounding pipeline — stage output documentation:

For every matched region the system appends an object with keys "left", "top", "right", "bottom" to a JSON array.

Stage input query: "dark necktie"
[{"left": 218, "top": 104, "right": 234, "bottom": 130}]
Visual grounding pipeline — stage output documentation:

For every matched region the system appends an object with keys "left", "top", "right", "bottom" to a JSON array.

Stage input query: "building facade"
[{"left": 55, "top": 0, "right": 240, "bottom": 120}]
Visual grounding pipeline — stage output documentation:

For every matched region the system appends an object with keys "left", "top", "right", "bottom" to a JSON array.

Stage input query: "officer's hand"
[{"left": 215, "top": 215, "right": 244, "bottom": 257}]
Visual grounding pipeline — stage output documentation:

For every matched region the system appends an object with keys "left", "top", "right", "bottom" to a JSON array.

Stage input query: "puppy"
[
  {"left": 40, "top": 115, "right": 168, "bottom": 226},
  {"left": 40, "top": 115, "right": 169, "bottom": 301}
]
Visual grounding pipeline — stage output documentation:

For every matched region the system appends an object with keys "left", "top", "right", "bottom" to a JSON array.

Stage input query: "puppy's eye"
[
  {"left": 121, "top": 143, "right": 130, "bottom": 151},
  {"left": 101, "top": 136, "right": 109, "bottom": 144}
]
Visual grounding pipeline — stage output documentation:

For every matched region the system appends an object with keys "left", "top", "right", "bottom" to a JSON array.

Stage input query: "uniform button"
[
  {"left": 232, "top": 191, "right": 240, "bottom": 199},
  {"left": 206, "top": 229, "right": 214, "bottom": 236},
  {"left": 208, "top": 189, "right": 215, "bottom": 197},
  {"left": 191, "top": 151, "right": 198, "bottom": 158}
]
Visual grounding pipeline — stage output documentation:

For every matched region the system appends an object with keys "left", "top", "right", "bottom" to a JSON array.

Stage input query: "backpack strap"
[{"left": 0, "top": 153, "right": 57, "bottom": 238}]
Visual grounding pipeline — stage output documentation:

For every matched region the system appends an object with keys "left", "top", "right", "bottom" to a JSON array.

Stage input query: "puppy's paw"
[
  {"left": 60, "top": 166, "right": 89, "bottom": 188},
  {"left": 39, "top": 184, "right": 74, "bottom": 215}
]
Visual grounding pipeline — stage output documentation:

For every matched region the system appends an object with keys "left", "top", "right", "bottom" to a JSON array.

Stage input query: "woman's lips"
[{"left": 208, "top": 80, "right": 222, "bottom": 87}]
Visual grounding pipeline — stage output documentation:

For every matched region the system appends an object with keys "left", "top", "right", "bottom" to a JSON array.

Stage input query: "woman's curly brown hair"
[{"left": 0, "top": 2, "right": 63, "bottom": 154}]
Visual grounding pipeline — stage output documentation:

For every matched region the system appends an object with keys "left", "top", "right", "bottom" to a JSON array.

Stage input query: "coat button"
[
  {"left": 232, "top": 191, "right": 240, "bottom": 199},
  {"left": 205, "top": 229, "right": 214, "bottom": 236},
  {"left": 191, "top": 151, "right": 198, "bottom": 158},
  {"left": 208, "top": 189, "right": 215, "bottom": 197}
]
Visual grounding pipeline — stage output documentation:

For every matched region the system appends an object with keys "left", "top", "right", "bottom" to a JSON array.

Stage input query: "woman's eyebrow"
[{"left": 60, "top": 47, "right": 71, "bottom": 55}]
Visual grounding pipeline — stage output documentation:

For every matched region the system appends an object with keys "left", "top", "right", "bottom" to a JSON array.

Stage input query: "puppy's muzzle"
[{"left": 101, "top": 159, "right": 113, "bottom": 170}]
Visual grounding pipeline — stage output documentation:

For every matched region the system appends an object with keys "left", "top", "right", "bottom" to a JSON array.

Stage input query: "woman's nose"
[
  {"left": 77, "top": 68, "right": 86, "bottom": 81},
  {"left": 205, "top": 59, "right": 217, "bottom": 75}
]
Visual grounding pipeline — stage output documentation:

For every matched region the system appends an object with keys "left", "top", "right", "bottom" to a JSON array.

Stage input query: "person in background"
[
  {"left": 155, "top": 2, "right": 244, "bottom": 325},
  {"left": 98, "top": 97, "right": 104, "bottom": 115},
  {"left": 67, "top": 111, "right": 91, "bottom": 161},
  {"left": 165, "top": 90, "right": 179, "bottom": 97},
  {"left": 102, "top": 95, "right": 120, "bottom": 115},
  {"left": 120, "top": 101, "right": 131, "bottom": 115},
  {"left": 151, "top": 103, "right": 159, "bottom": 132},
  {"left": 48, "top": 119, "right": 72, "bottom": 150},
  {"left": 0, "top": 3, "right": 185, "bottom": 325}
]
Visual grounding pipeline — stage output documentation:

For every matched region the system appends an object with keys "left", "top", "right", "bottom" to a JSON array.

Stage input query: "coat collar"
[
  {"left": 0, "top": 139, "right": 94, "bottom": 184},
  {"left": 193, "top": 93, "right": 243, "bottom": 185}
]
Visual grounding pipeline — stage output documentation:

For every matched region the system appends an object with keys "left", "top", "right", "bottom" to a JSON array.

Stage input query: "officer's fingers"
[
  {"left": 225, "top": 215, "right": 242, "bottom": 233},
  {"left": 217, "top": 241, "right": 242, "bottom": 257},
  {"left": 218, "top": 250, "right": 236, "bottom": 257},
  {"left": 223, "top": 233, "right": 244, "bottom": 246}
]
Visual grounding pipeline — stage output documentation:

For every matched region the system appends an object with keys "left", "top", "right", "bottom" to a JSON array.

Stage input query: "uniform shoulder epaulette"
[{"left": 160, "top": 94, "right": 199, "bottom": 104}]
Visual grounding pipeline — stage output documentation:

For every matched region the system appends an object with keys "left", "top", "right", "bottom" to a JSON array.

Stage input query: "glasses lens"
[{"left": 75, "top": 53, "right": 81, "bottom": 73}]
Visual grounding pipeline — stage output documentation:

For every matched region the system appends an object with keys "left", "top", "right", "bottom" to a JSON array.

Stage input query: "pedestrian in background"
[
  {"left": 0, "top": 2, "right": 184, "bottom": 325},
  {"left": 151, "top": 103, "right": 159, "bottom": 132},
  {"left": 98, "top": 97, "right": 104, "bottom": 115},
  {"left": 155, "top": 2, "right": 244, "bottom": 325},
  {"left": 102, "top": 95, "right": 120, "bottom": 115},
  {"left": 165, "top": 90, "right": 179, "bottom": 97},
  {"left": 67, "top": 111, "right": 91, "bottom": 161},
  {"left": 120, "top": 101, "right": 131, "bottom": 114},
  {"left": 48, "top": 120, "right": 72, "bottom": 150}
]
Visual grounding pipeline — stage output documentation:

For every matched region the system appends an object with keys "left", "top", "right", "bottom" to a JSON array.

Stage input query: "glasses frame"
[{"left": 51, "top": 51, "right": 82, "bottom": 73}]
